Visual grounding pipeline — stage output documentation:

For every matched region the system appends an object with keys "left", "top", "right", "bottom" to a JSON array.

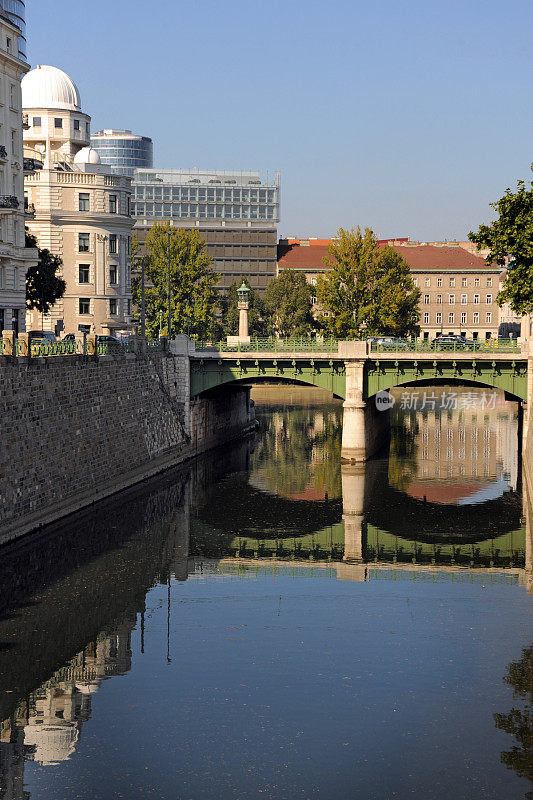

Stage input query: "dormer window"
[{"left": 6, "top": 37, "right": 11, "bottom": 52}]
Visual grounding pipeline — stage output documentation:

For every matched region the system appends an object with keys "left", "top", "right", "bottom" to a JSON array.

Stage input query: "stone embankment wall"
[{"left": 0, "top": 350, "right": 253, "bottom": 544}]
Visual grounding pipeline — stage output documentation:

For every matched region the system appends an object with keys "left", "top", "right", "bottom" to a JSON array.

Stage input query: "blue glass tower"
[{"left": 91, "top": 129, "right": 153, "bottom": 178}]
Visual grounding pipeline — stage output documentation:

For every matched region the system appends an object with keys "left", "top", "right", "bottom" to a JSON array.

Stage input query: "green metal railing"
[
  {"left": 195, "top": 337, "right": 340, "bottom": 353},
  {"left": 96, "top": 339, "right": 133, "bottom": 355},
  {"left": 29, "top": 339, "right": 83, "bottom": 357},
  {"left": 369, "top": 338, "right": 521, "bottom": 354}
]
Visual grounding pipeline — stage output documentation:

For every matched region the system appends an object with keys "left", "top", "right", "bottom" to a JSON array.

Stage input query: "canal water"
[{"left": 0, "top": 386, "right": 531, "bottom": 800}]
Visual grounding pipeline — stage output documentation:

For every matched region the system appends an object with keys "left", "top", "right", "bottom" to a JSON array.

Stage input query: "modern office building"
[
  {"left": 22, "top": 65, "right": 135, "bottom": 335},
  {"left": 91, "top": 129, "right": 153, "bottom": 177},
  {"left": 0, "top": 8, "right": 37, "bottom": 335},
  {"left": 0, "top": 0, "right": 25, "bottom": 59},
  {"left": 278, "top": 239, "right": 501, "bottom": 341},
  {"left": 132, "top": 168, "right": 280, "bottom": 292}
]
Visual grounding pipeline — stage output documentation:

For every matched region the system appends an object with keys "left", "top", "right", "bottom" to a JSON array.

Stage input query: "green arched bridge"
[{"left": 180, "top": 338, "right": 530, "bottom": 462}]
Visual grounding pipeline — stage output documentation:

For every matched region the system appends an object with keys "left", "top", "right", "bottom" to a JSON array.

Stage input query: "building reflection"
[{"left": 0, "top": 620, "right": 133, "bottom": 796}]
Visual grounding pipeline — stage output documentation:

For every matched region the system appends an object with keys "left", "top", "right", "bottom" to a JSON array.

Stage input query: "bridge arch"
[{"left": 190, "top": 358, "right": 347, "bottom": 399}]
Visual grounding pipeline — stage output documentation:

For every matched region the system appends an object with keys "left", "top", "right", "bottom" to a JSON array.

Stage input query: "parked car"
[
  {"left": 28, "top": 330, "right": 56, "bottom": 343},
  {"left": 367, "top": 336, "right": 410, "bottom": 350},
  {"left": 431, "top": 334, "right": 475, "bottom": 349}
]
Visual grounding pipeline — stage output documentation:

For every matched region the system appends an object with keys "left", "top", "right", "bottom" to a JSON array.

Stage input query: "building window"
[
  {"left": 487, "top": 277, "right": 493, "bottom": 287},
  {"left": 54, "top": 118, "right": 63, "bottom": 129},
  {"left": 424, "top": 312, "right": 430, "bottom": 324},
  {"left": 0, "top": 265, "right": 3, "bottom": 288},
  {"left": 462, "top": 277, "right": 468, "bottom": 287},
  {"left": 473, "top": 312, "right": 480, "bottom": 324},
  {"left": 109, "top": 195, "right": 117, "bottom": 213},
  {"left": 486, "top": 294, "right": 492, "bottom": 304},
  {"left": 486, "top": 312, "right": 492, "bottom": 323},
  {"left": 474, "top": 277, "right": 480, "bottom": 286},
  {"left": 9, "top": 84, "right": 15, "bottom": 108},
  {"left": 461, "top": 312, "right": 467, "bottom": 324},
  {"left": 461, "top": 294, "right": 467, "bottom": 305},
  {"left": 79, "top": 193, "right": 90, "bottom": 211},
  {"left": 425, "top": 278, "right": 430, "bottom": 287},
  {"left": 448, "top": 312, "right": 454, "bottom": 324},
  {"left": 86, "top": 122, "right": 90, "bottom": 136},
  {"left": 10, "top": 130, "right": 15, "bottom": 155},
  {"left": 436, "top": 312, "right": 442, "bottom": 324},
  {"left": 127, "top": 299, "right": 131, "bottom": 315},
  {"left": 79, "top": 233, "right": 89, "bottom": 252},
  {"left": 78, "top": 264, "right": 90, "bottom": 283},
  {"left": 437, "top": 278, "right": 442, "bottom": 287},
  {"left": 449, "top": 294, "right": 455, "bottom": 304},
  {"left": 424, "top": 294, "right": 430, "bottom": 304},
  {"left": 449, "top": 277, "right": 456, "bottom": 287},
  {"left": 109, "top": 298, "right": 117, "bottom": 315},
  {"left": 436, "top": 293, "right": 442, "bottom": 304},
  {"left": 74, "top": 119, "right": 80, "bottom": 131},
  {"left": 6, "top": 36, "right": 11, "bottom": 52},
  {"left": 473, "top": 294, "right": 480, "bottom": 304},
  {"left": 79, "top": 298, "right": 90, "bottom": 315},
  {"left": 311, "top": 295, "right": 317, "bottom": 305},
  {"left": 109, "top": 234, "right": 117, "bottom": 254},
  {"left": 109, "top": 264, "right": 117, "bottom": 284},
  {"left": 33, "top": 116, "right": 41, "bottom": 128}
]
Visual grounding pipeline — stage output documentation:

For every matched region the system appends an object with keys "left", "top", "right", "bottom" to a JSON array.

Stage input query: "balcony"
[
  {"left": 23, "top": 157, "right": 43, "bottom": 173},
  {"left": 0, "top": 195, "right": 20, "bottom": 210},
  {"left": 22, "top": 114, "right": 29, "bottom": 130},
  {"left": 24, "top": 200, "right": 35, "bottom": 218},
  {"left": 0, "top": 145, "right": 7, "bottom": 161}
]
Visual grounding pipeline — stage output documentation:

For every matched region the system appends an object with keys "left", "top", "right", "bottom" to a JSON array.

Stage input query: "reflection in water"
[
  {"left": 0, "top": 385, "right": 530, "bottom": 799},
  {"left": 494, "top": 645, "right": 533, "bottom": 798}
]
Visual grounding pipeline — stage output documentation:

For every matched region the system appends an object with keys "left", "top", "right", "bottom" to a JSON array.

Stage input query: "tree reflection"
[
  {"left": 387, "top": 410, "right": 418, "bottom": 493},
  {"left": 494, "top": 644, "right": 533, "bottom": 798},
  {"left": 253, "top": 407, "right": 342, "bottom": 499}
]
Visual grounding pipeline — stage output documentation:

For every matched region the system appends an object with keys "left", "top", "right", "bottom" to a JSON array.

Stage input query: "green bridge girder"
[
  {"left": 190, "top": 357, "right": 347, "bottom": 398},
  {"left": 190, "top": 355, "right": 528, "bottom": 402}
]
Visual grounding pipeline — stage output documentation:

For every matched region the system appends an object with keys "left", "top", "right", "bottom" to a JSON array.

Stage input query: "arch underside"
[
  {"left": 190, "top": 359, "right": 347, "bottom": 399},
  {"left": 365, "top": 360, "right": 527, "bottom": 401}
]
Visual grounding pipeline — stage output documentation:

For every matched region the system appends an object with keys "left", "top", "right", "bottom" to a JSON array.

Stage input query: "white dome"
[
  {"left": 74, "top": 147, "right": 101, "bottom": 165},
  {"left": 22, "top": 65, "right": 81, "bottom": 111}
]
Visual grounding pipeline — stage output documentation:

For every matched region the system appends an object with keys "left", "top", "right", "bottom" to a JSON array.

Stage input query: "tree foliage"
[
  {"left": 315, "top": 227, "right": 420, "bottom": 339},
  {"left": 24, "top": 232, "right": 66, "bottom": 313},
  {"left": 219, "top": 278, "right": 271, "bottom": 337},
  {"left": 469, "top": 169, "right": 533, "bottom": 315},
  {"left": 133, "top": 223, "right": 220, "bottom": 339},
  {"left": 264, "top": 269, "right": 314, "bottom": 337},
  {"left": 493, "top": 645, "right": 533, "bottom": 798}
]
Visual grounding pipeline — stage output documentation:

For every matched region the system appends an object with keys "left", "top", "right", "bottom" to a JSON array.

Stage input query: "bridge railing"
[
  {"left": 369, "top": 338, "right": 521, "bottom": 354},
  {"left": 195, "top": 337, "right": 340, "bottom": 353}
]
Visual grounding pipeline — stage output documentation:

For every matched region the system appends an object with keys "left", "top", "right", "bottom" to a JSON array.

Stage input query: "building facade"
[
  {"left": 132, "top": 169, "right": 280, "bottom": 292},
  {"left": 91, "top": 129, "right": 153, "bottom": 178},
  {"left": 0, "top": 0, "right": 25, "bottom": 59},
  {"left": 0, "top": 9, "right": 36, "bottom": 335},
  {"left": 22, "top": 66, "right": 134, "bottom": 335},
  {"left": 277, "top": 239, "right": 501, "bottom": 340}
]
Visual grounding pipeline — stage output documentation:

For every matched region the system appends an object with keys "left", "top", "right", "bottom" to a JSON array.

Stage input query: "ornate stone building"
[
  {"left": 0, "top": 8, "right": 37, "bottom": 335},
  {"left": 22, "top": 65, "right": 134, "bottom": 335}
]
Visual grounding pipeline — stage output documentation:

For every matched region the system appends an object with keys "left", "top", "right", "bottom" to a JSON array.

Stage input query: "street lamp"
[
  {"left": 167, "top": 228, "right": 172, "bottom": 339},
  {"left": 237, "top": 281, "right": 250, "bottom": 339}
]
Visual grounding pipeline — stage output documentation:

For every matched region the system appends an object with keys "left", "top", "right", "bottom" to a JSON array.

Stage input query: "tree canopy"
[
  {"left": 25, "top": 232, "right": 66, "bottom": 314},
  {"left": 315, "top": 227, "right": 420, "bottom": 339},
  {"left": 132, "top": 223, "right": 220, "bottom": 339},
  {"left": 469, "top": 168, "right": 533, "bottom": 315},
  {"left": 264, "top": 270, "right": 314, "bottom": 337},
  {"left": 219, "top": 278, "right": 271, "bottom": 337}
]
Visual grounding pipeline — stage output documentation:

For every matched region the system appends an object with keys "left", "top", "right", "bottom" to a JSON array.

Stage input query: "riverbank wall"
[{"left": 0, "top": 350, "right": 253, "bottom": 545}]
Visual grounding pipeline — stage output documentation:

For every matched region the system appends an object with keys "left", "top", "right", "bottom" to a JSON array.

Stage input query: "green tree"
[
  {"left": 219, "top": 278, "right": 271, "bottom": 337},
  {"left": 139, "top": 222, "right": 220, "bottom": 339},
  {"left": 469, "top": 168, "right": 533, "bottom": 315},
  {"left": 24, "top": 232, "right": 66, "bottom": 314},
  {"left": 264, "top": 269, "right": 314, "bottom": 337},
  {"left": 494, "top": 645, "right": 533, "bottom": 798},
  {"left": 315, "top": 227, "right": 420, "bottom": 339}
]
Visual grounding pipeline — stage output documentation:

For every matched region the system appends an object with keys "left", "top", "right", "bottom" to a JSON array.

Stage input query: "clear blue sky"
[{"left": 27, "top": 0, "right": 532, "bottom": 241}]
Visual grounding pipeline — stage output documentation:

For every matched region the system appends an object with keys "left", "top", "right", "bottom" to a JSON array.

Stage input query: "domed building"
[{"left": 23, "top": 65, "right": 134, "bottom": 336}]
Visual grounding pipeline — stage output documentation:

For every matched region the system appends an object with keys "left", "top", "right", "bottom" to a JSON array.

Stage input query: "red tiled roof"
[{"left": 277, "top": 242, "right": 500, "bottom": 273}]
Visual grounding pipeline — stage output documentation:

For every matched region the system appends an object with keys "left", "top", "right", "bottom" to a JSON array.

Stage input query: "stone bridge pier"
[{"left": 339, "top": 341, "right": 391, "bottom": 463}]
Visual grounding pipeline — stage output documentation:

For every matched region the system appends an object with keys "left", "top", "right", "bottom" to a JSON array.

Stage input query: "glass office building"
[
  {"left": 91, "top": 129, "right": 153, "bottom": 177},
  {"left": 132, "top": 169, "right": 280, "bottom": 292},
  {"left": 0, "top": 0, "right": 26, "bottom": 58}
]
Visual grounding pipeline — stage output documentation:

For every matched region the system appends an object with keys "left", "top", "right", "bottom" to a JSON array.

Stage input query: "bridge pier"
[
  {"left": 342, "top": 465, "right": 365, "bottom": 562},
  {"left": 340, "top": 342, "right": 391, "bottom": 462}
]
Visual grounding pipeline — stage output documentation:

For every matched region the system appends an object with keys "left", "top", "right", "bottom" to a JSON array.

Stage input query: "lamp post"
[
  {"left": 167, "top": 228, "right": 172, "bottom": 339},
  {"left": 237, "top": 281, "right": 250, "bottom": 340}
]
